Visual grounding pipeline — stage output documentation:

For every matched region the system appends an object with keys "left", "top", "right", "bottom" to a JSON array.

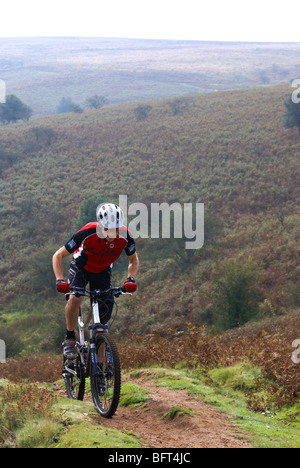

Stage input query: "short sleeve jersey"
[{"left": 65, "top": 223, "right": 136, "bottom": 273}]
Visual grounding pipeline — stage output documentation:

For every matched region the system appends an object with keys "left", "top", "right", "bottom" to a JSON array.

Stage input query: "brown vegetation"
[
  {"left": 1, "top": 309, "right": 299, "bottom": 408},
  {"left": 0, "top": 84, "right": 299, "bottom": 374},
  {"left": 0, "top": 354, "right": 62, "bottom": 383},
  {"left": 118, "top": 310, "right": 300, "bottom": 406}
]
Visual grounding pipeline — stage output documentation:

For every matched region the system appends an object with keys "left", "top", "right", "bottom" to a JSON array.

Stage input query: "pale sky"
[{"left": 0, "top": 0, "right": 299, "bottom": 42}]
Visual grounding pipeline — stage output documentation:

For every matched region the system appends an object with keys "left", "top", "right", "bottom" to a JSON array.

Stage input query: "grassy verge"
[
  {"left": 0, "top": 379, "right": 144, "bottom": 448},
  {"left": 1, "top": 361, "right": 300, "bottom": 448},
  {"left": 54, "top": 398, "right": 142, "bottom": 449},
  {"left": 119, "top": 381, "right": 150, "bottom": 408},
  {"left": 0, "top": 379, "right": 63, "bottom": 448},
  {"left": 128, "top": 363, "right": 300, "bottom": 448}
]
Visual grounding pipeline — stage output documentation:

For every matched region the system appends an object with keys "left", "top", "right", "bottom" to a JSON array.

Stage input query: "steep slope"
[{"left": 0, "top": 84, "right": 299, "bottom": 354}]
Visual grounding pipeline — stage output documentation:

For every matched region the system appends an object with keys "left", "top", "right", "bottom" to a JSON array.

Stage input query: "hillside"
[
  {"left": 0, "top": 84, "right": 299, "bottom": 356},
  {"left": 1, "top": 38, "right": 300, "bottom": 116}
]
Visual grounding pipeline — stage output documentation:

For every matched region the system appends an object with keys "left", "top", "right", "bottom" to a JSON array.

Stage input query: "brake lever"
[{"left": 114, "top": 291, "right": 132, "bottom": 298}]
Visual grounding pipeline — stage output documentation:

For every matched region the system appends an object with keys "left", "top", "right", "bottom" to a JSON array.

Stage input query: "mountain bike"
[{"left": 62, "top": 285, "right": 130, "bottom": 418}]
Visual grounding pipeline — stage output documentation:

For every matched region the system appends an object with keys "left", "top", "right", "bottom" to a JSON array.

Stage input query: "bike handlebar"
[{"left": 67, "top": 285, "right": 130, "bottom": 298}]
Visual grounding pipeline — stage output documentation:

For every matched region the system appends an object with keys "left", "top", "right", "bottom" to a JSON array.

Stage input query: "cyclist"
[{"left": 52, "top": 203, "right": 139, "bottom": 358}]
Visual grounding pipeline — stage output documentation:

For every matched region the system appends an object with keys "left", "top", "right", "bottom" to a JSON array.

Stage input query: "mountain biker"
[{"left": 52, "top": 203, "right": 139, "bottom": 358}]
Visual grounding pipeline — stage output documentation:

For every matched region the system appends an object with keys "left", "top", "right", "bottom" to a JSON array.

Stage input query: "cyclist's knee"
[{"left": 67, "top": 294, "right": 83, "bottom": 307}]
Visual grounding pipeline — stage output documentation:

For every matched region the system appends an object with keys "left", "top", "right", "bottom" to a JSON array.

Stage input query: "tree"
[
  {"left": 28, "top": 246, "right": 59, "bottom": 295},
  {"left": 86, "top": 95, "right": 107, "bottom": 109},
  {"left": 69, "top": 102, "right": 84, "bottom": 114},
  {"left": 283, "top": 94, "right": 300, "bottom": 134},
  {"left": 56, "top": 97, "right": 73, "bottom": 114},
  {"left": 56, "top": 97, "right": 83, "bottom": 114},
  {"left": 73, "top": 194, "right": 109, "bottom": 231},
  {"left": 31, "top": 127, "right": 56, "bottom": 145},
  {"left": 134, "top": 105, "right": 152, "bottom": 121},
  {"left": 0, "top": 147, "right": 20, "bottom": 175},
  {"left": 211, "top": 257, "right": 263, "bottom": 331},
  {"left": 168, "top": 97, "right": 192, "bottom": 115},
  {"left": 0, "top": 94, "right": 32, "bottom": 123}
]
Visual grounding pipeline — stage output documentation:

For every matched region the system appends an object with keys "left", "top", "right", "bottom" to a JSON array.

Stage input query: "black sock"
[{"left": 66, "top": 330, "right": 75, "bottom": 340}]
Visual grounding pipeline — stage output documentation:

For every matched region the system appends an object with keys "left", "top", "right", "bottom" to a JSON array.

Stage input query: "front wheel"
[{"left": 90, "top": 334, "right": 121, "bottom": 418}]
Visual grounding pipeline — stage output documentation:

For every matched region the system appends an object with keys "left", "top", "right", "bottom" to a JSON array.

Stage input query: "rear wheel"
[
  {"left": 63, "top": 345, "right": 86, "bottom": 401},
  {"left": 90, "top": 334, "right": 121, "bottom": 418}
]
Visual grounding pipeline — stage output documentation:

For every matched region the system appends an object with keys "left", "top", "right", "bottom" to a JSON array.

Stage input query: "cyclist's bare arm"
[
  {"left": 128, "top": 252, "right": 139, "bottom": 279},
  {"left": 52, "top": 246, "right": 70, "bottom": 280}
]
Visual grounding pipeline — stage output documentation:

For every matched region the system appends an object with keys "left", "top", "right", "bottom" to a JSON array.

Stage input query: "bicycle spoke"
[
  {"left": 90, "top": 334, "right": 121, "bottom": 418},
  {"left": 63, "top": 344, "right": 86, "bottom": 401}
]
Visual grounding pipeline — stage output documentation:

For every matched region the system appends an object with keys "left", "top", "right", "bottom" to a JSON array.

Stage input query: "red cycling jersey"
[{"left": 64, "top": 222, "right": 136, "bottom": 274}]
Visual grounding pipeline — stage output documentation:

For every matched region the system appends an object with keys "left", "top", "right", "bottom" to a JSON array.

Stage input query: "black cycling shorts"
[{"left": 67, "top": 260, "right": 114, "bottom": 324}]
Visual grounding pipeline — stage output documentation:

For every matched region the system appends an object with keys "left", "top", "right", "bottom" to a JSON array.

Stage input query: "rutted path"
[{"left": 100, "top": 375, "right": 253, "bottom": 448}]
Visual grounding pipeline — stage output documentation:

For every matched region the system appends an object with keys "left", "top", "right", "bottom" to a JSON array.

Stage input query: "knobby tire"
[
  {"left": 64, "top": 351, "right": 86, "bottom": 401},
  {"left": 90, "top": 333, "right": 121, "bottom": 418}
]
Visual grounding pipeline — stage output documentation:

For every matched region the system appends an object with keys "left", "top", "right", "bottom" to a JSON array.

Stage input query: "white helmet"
[{"left": 96, "top": 203, "right": 124, "bottom": 229}]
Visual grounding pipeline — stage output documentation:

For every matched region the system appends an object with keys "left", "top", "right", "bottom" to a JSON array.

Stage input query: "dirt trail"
[{"left": 101, "top": 376, "right": 253, "bottom": 448}]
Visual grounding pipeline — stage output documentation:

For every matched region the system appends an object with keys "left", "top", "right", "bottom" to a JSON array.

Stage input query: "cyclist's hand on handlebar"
[
  {"left": 122, "top": 276, "right": 137, "bottom": 293},
  {"left": 56, "top": 279, "right": 70, "bottom": 294}
]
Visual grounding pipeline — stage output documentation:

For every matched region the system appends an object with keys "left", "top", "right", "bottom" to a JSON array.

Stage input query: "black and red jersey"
[{"left": 65, "top": 222, "right": 136, "bottom": 273}]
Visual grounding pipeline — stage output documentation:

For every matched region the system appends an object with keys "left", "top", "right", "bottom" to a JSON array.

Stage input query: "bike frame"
[
  {"left": 63, "top": 285, "right": 128, "bottom": 416},
  {"left": 76, "top": 297, "right": 104, "bottom": 379},
  {"left": 77, "top": 296, "right": 104, "bottom": 346},
  {"left": 70, "top": 286, "right": 129, "bottom": 378}
]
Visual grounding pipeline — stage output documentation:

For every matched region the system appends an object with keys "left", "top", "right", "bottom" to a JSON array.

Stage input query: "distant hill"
[
  {"left": 0, "top": 84, "right": 299, "bottom": 356},
  {"left": 1, "top": 37, "right": 300, "bottom": 117}
]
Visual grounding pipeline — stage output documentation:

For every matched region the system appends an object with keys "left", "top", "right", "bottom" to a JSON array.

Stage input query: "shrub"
[
  {"left": 31, "top": 127, "right": 57, "bottom": 145},
  {"left": 210, "top": 257, "right": 264, "bottom": 331},
  {"left": 85, "top": 95, "right": 107, "bottom": 109},
  {"left": 73, "top": 194, "right": 109, "bottom": 231},
  {"left": 134, "top": 105, "right": 152, "bottom": 121},
  {"left": 0, "top": 383, "right": 57, "bottom": 432},
  {"left": 168, "top": 97, "right": 192, "bottom": 115},
  {"left": 0, "top": 94, "right": 32, "bottom": 123},
  {"left": 283, "top": 93, "right": 300, "bottom": 134},
  {"left": 0, "top": 147, "right": 20, "bottom": 175},
  {"left": 28, "top": 246, "right": 58, "bottom": 295},
  {"left": 0, "top": 382, "right": 61, "bottom": 447}
]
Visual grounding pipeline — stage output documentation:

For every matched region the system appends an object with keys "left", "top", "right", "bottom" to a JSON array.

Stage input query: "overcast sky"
[{"left": 0, "top": 0, "right": 299, "bottom": 42}]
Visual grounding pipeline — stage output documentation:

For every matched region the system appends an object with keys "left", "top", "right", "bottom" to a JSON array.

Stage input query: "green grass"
[
  {"left": 0, "top": 379, "right": 64, "bottom": 448},
  {"left": 119, "top": 381, "right": 150, "bottom": 407},
  {"left": 133, "top": 365, "right": 300, "bottom": 448},
  {"left": 54, "top": 394, "right": 143, "bottom": 448},
  {"left": 160, "top": 406, "right": 194, "bottom": 420},
  {"left": 55, "top": 422, "right": 142, "bottom": 449},
  {"left": 2, "top": 363, "right": 300, "bottom": 448},
  {"left": 208, "top": 362, "right": 262, "bottom": 392},
  {"left": 16, "top": 418, "right": 63, "bottom": 448},
  {"left": 0, "top": 380, "right": 144, "bottom": 448}
]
